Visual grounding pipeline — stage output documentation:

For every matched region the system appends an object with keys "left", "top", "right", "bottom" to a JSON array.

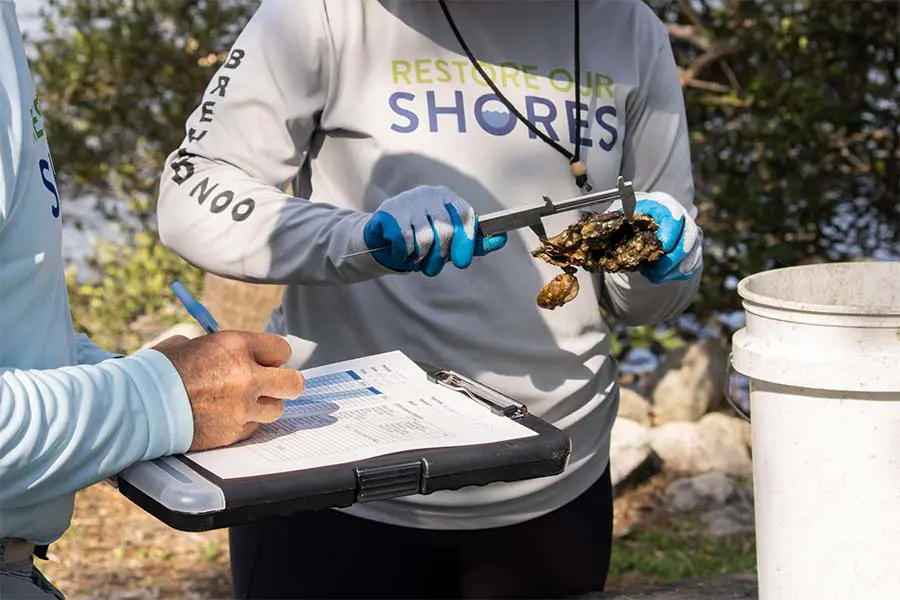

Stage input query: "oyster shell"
[
  {"left": 537, "top": 270, "right": 580, "bottom": 310},
  {"left": 532, "top": 210, "right": 664, "bottom": 309}
]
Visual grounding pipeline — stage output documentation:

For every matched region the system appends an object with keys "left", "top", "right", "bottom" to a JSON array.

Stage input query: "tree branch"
[
  {"left": 719, "top": 59, "right": 742, "bottom": 92},
  {"left": 667, "top": 23, "right": 712, "bottom": 51},
  {"left": 686, "top": 41, "right": 741, "bottom": 82},
  {"left": 679, "top": 73, "right": 733, "bottom": 94},
  {"left": 677, "top": 0, "right": 705, "bottom": 29},
  {"left": 695, "top": 93, "right": 752, "bottom": 108}
]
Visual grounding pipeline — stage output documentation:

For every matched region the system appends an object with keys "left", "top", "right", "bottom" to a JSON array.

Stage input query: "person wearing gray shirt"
[{"left": 156, "top": 0, "right": 703, "bottom": 597}]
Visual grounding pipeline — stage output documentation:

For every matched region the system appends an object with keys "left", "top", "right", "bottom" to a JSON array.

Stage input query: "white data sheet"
[{"left": 185, "top": 351, "right": 536, "bottom": 479}]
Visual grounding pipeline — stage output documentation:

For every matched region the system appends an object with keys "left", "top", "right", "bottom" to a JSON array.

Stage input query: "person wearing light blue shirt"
[{"left": 0, "top": 3, "right": 306, "bottom": 598}]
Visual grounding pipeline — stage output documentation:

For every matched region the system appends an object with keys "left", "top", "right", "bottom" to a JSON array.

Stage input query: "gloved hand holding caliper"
[{"left": 345, "top": 176, "right": 701, "bottom": 286}]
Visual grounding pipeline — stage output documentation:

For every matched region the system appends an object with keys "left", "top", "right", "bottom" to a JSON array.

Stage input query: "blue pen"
[
  {"left": 171, "top": 281, "right": 304, "bottom": 371},
  {"left": 172, "top": 281, "right": 220, "bottom": 334}
]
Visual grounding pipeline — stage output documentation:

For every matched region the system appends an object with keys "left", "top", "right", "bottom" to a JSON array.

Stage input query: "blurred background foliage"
[
  {"left": 26, "top": 0, "right": 899, "bottom": 354},
  {"left": 63, "top": 230, "right": 205, "bottom": 351}
]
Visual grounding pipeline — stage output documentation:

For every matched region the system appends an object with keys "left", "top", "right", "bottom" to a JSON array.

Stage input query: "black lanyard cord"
[
  {"left": 572, "top": 0, "right": 582, "bottom": 167},
  {"left": 437, "top": 0, "right": 589, "bottom": 191}
]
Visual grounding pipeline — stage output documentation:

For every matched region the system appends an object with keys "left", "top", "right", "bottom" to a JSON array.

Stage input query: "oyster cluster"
[{"left": 532, "top": 211, "right": 664, "bottom": 309}]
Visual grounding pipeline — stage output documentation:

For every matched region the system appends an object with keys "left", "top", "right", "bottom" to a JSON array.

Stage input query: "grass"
[
  {"left": 606, "top": 517, "right": 757, "bottom": 590},
  {"left": 603, "top": 473, "right": 757, "bottom": 591}
]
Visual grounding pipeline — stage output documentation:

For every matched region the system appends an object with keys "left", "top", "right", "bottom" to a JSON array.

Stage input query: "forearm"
[
  {"left": 607, "top": 29, "right": 702, "bottom": 326},
  {"left": 157, "top": 152, "right": 392, "bottom": 285},
  {"left": 599, "top": 269, "right": 701, "bottom": 326},
  {"left": 155, "top": 1, "right": 383, "bottom": 286},
  {"left": 0, "top": 349, "right": 193, "bottom": 509}
]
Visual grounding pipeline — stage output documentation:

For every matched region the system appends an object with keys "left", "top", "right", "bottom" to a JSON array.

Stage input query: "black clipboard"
[{"left": 115, "top": 361, "right": 572, "bottom": 532}]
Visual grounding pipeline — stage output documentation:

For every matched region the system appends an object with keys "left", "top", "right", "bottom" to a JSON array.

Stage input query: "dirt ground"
[
  {"left": 40, "top": 483, "right": 233, "bottom": 599},
  {"left": 39, "top": 476, "right": 673, "bottom": 599}
]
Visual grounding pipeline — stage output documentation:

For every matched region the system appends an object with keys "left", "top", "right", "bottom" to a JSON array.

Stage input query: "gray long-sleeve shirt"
[{"left": 157, "top": 0, "right": 700, "bottom": 529}]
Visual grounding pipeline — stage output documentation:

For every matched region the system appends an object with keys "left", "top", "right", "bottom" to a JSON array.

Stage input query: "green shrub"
[{"left": 66, "top": 231, "right": 204, "bottom": 354}]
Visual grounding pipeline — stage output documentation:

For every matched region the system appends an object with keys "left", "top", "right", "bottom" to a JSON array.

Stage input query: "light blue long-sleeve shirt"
[{"left": 0, "top": 0, "right": 194, "bottom": 545}]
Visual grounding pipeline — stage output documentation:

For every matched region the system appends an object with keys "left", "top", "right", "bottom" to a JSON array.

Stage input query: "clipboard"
[{"left": 115, "top": 359, "right": 572, "bottom": 533}]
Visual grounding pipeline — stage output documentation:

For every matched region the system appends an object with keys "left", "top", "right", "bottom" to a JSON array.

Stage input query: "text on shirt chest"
[{"left": 384, "top": 57, "right": 622, "bottom": 153}]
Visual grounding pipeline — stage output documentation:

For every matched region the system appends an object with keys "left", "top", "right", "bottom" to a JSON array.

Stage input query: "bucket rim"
[{"left": 736, "top": 262, "right": 900, "bottom": 316}]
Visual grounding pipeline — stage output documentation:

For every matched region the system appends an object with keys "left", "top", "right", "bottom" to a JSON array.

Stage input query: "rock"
[
  {"left": 650, "top": 420, "right": 752, "bottom": 477},
  {"left": 609, "top": 418, "right": 661, "bottom": 495},
  {"left": 703, "top": 504, "right": 755, "bottom": 537},
  {"left": 666, "top": 472, "right": 751, "bottom": 512},
  {"left": 666, "top": 472, "right": 755, "bottom": 537},
  {"left": 140, "top": 322, "right": 205, "bottom": 350},
  {"left": 651, "top": 339, "right": 729, "bottom": 425},
  {"left": 699, "top": 411, "right": 752, "bottom": 448},
  {"left": 617, "top": 387, "right": 653, "bottom": 426}
]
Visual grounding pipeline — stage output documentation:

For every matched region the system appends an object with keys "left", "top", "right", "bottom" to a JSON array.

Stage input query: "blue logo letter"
[
  {"left": 595, "top": 106, "right": 618, "bottom": 152},
  {"left": 389, "top": 92, "right": 419, "bottom": 134},
  {"left": 40, "top": 157, "right": 61, "bottom": 218},
  {"left": 474, "top": 95, "right": 516, "bottom": 136}
]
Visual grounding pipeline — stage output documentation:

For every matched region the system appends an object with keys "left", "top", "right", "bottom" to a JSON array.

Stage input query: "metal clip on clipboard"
[{"left": 420, "top": 363, "right": 528, "bottom": 419}]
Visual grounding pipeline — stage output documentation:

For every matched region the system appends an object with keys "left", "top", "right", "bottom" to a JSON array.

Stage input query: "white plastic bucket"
[{"left": 731, "top": 261, "right": 900, "bottom": 600}]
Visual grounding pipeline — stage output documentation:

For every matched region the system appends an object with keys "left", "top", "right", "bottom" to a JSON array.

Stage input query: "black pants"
[{"left": 229, "top": 467, "right": 613, "bottom": 599}]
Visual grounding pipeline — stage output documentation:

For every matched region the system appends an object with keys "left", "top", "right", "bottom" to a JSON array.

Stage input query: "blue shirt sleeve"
[
  {"left": 0, "top": 349, "right": 194, "bottom": 510},
  {"left": 0, "top": 1, "right": 194, "bottom": 526}
]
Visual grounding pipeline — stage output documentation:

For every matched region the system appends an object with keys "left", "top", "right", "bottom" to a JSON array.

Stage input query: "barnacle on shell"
[{"left": 532, "top": 211, "right": 664, "bottom": 309}]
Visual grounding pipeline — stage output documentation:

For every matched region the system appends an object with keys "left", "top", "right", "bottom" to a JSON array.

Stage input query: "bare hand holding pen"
[
  {"left": 155, "top": 281, "right": 306, "bottom": 451},
  {"left": 153, "top": 332, "right": 305, "bottom": 451}
]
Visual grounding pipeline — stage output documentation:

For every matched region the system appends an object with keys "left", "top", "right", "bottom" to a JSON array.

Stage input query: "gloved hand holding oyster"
[{"left": 531, "top": 191, "right": 702, "bottom": 310}]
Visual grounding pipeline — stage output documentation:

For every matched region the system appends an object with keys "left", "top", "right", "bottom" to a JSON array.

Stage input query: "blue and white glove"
[
  {"left": 608, "top": 191, "right": 702, "bottom": 284},
  {"left": 362, "top": 185, "right": 508, "bottom": 277}
]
